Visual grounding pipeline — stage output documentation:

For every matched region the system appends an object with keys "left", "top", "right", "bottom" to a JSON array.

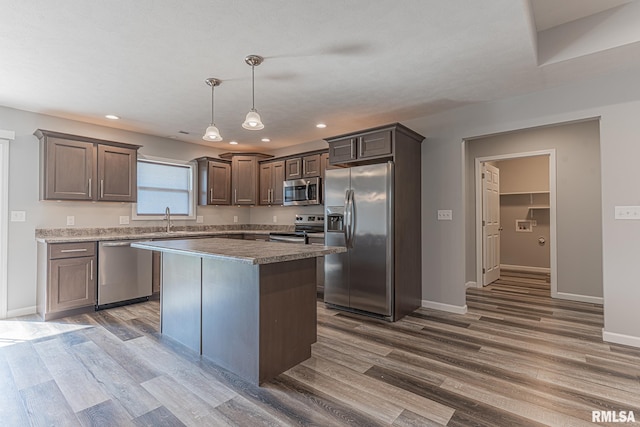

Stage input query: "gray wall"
[
  {"left": 499, "top": 192, "right": 550, "bottom": 269},
  {"left": 465, "top": 121, "right": 602, "bottom": 298},
  {"left": 408, "top": 65, "right": 640, "bottom": 345},
  {"left": 497, "top": 156, "right": 550, "bottom": 269},
  {"left": 497, "top": 156, "right": 549, "bottom": 194}
]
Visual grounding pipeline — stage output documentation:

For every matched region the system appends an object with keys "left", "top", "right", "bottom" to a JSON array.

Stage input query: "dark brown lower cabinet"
[{"left": 37, "top": 241, "right": 97, "bottom": 321}]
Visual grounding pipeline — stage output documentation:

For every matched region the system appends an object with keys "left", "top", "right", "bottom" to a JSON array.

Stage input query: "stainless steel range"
[
  {"left": 270, "top": 214, "right": 326, "bottom": 294},
  {"left": 269, "top": 214, "right": 324, "bottom": 244}
]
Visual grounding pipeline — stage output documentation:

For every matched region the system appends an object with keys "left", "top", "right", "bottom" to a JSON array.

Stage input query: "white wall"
[{"left": 408, "top": 66, "right": 640, "bottom": 347}]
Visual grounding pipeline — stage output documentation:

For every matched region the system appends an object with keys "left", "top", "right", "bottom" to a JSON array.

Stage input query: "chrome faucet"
[{"left": 164, "top": 206, "right": 172, "bottom": 232}]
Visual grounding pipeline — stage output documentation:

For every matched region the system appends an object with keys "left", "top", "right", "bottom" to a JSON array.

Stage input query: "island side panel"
[
  {"left": 161, "top": 252, "right": 202, "bottom": 353},
  {"left": 201, "top": 258, "right": 260, "bottom": 384},
  {"left": 259, "top": 258, "right": 317, "bottom": 384}
]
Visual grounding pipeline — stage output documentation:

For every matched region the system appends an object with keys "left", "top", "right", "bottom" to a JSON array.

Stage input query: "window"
[{"left": 133, "top": 157, "right": 196, "bottom": 220}]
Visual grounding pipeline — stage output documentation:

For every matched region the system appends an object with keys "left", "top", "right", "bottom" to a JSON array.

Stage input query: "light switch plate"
[
  {"left": 119, "top": 216, "right": 130, "bottom": 225},
  {"left": 10, "top": 211, "right": 26, "bottom": 222},
  {"left": 66, "top": 216, "right": 75, "bottom": 226},
  {"left": 196, "top": 215, "right": 204, "bottom": 224},
  {"left": 273, "top": 215, "right": 277, "bottom": 223},
  {"left": 233, "top": 216, "right": 238, "bottom": 223},
  {"left": 615, "top": 206, "right": 640, "bottom": 220},
  {"left": 437, "top": 210, "right": 453, "bottom": 221}
]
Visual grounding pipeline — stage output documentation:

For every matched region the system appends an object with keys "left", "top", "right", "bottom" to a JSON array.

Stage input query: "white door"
[{"left": 482, "top": 163, "right": 501, "bottom": 285}]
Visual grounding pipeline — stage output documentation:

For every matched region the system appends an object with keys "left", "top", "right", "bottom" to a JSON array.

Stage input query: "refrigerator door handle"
[
  {"left": 348, "top": 189, "right": 356, "bottom": 247},
  {"left": 344, "top": 189, "right": 351, "bottom": 247}
]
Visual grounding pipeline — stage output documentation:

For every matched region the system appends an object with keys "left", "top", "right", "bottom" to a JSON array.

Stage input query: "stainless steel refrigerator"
[{"left": 324, "top": 162, "right": 394, "bottom": 319}]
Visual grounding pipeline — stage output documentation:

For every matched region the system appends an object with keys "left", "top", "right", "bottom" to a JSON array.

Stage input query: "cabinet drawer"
[{"left": 49, "top": 242, "right": 97, "bottom": 259}]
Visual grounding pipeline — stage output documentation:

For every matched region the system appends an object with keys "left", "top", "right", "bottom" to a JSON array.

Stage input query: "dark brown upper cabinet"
[
  {"left": 285, "top": 157, "right": 302, "bottom": 180},
  {"left": 302, "top": 153, "right": 321, "bottom": 178},
  {"left": 35, "top": 129, "right": 140, "bottom": 202},
  {"left": 219, "top": 153, "right": 273, "bottom": 205},
  {"left": 285, "top": 153, "right": 322, "bottom": 180},
  {"left": 325, "top": 124, "right": 425, "bottom": 166},
  {"left": 196, "top": 157, "right": 231, "bottom": 205},
  {"left": 259, "top": 160, "right": 285, "bottom": 205}
]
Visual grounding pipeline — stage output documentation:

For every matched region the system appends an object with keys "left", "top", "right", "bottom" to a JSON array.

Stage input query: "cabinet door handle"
[
  {"left": 100, "top": 179, "right": 104, "bottom": 198},
  {"left": 234, "top": 189, "right": 237, "bottom": 204},
  {"left": 60, "top": 248, "right": 88, "bottom": 253},
  {"left": 90, "top": 259, "right": 94, "bottom": 280},
  {"left": 210, "top": 188, "right": 213, "bottom": 203},
  {"left": 88, "top": 178, "right": 92, "bottom": 198}
]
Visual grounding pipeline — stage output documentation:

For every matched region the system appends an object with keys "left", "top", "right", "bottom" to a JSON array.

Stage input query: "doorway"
[
  {"left": 475, "top": 150, "right": 557, "bottom": 297},
  {"left": 0, "top": 131, "right": 12, "bottom": 319}
]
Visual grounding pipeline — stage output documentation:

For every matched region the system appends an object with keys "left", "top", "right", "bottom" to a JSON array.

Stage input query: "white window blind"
[{"left": 136, "top": 159, "right": 194, "bottom": 216}]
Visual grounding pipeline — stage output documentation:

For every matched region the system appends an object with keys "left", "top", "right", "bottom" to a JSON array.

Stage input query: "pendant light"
[
  {"left": 203, "top": 78, "right": 223, "bottom": 141},
  {"left": 242, "top": 55, "right": 265, "bottom": 130}
]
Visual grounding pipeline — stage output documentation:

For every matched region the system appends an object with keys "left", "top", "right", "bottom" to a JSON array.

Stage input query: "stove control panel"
[{"left": 294, "top": 214, "right": 324, "bottom": 225}]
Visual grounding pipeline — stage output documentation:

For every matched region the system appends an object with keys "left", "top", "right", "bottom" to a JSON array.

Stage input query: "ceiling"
[{"left": 1, "top": 0, "right": 639, "bottom": 151}]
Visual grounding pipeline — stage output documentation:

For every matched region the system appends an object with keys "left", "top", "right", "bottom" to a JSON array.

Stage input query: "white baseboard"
[
  {"left": 602, "top": 330, "right": 640, "bottom": 349},
  {"left": 554, "top": 291, "right": 603, "bottom": 305},
  {"left": 500, "top": 264, "right": 550, "bottom": 274},
  {"left": 6, "top": 306, "right": 37, "bottom": 319},
  {"left": 465, "top": 281, "right": 477, "bottom": 288},
  {"left": 421, "top": 300, "right": 468, "bottom": 314}
]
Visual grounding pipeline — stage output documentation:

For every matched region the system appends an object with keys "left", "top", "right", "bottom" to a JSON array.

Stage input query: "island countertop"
[{"left": 131, "top": 237, "right": 345, "bottom": 265}]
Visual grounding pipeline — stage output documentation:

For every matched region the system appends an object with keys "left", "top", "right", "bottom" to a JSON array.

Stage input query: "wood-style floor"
[{"left": 2, "top": 274, "right": 639, "bottom": 426}]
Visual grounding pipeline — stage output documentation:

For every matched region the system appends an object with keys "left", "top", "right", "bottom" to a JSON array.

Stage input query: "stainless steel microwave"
[{"left": 283, "top": 177, "right": 322, "bottom": 206}]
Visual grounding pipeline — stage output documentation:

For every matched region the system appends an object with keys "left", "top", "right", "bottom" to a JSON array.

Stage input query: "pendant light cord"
[
  {"left": 251, "top": 64, "right": 255, "bottom": 110},
  {"left": 211, "top": 84, "right": 215, "bottom": 125}
]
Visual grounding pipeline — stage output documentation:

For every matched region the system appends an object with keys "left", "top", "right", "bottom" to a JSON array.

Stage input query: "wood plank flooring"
[{"left": 2, "top": 274, "right": 639, "bottom": 426}]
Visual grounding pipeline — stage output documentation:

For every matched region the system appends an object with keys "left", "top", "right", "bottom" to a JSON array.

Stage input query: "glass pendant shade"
[
  {"left": 202, "top": 124, "right": 222, "bottom": 141},
  {"left": 242, "top": 109, "right": 264, "bottom": 130},
  {"left": 243, "top": 55, "right": 265, "bottom": 131}
]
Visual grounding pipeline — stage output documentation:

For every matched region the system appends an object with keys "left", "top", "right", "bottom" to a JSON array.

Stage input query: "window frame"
[{"left": 132, "top": 155, "right": 197, "bottom": 221}]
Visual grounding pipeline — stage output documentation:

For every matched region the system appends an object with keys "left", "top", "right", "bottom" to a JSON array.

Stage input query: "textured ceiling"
[{"left": 1, "top": 0, "right": 639, "bottom": 151}]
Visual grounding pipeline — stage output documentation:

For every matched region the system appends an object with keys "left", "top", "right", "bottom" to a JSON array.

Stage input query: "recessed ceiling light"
[
  {"left": 105, "top": 114, "right": 120, "bottom": 120},
  {"left": 261, "top": 138, "right": 270, "bottom": 142},
  {"left": 229, "top": 141, "right": 238, "bottom": 145},
  {"left": 316, "top": 123, "right": 327, "bottom": 128}
]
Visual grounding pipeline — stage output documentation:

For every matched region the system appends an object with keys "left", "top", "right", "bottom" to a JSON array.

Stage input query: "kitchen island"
[{"left": 131, "top": 238, "right": 345, "bottom": 385}]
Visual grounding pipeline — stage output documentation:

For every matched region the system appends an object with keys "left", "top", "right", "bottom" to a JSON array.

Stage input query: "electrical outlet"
[
  {"left": 437, "top": 210, "right": 452, "bottom": 221},
  {"left": 273, "top": 215, "right": 277, "bottom": 223},
  {"left": 66, "top": 216, "right": 75, "bottom": 226},
  {"left": 196, "top": 215, "right": 204, "bottom": 224},
  {"left": 119, "top": 216, "right": 130, "bottom": 225},
  {"left": 615, "top": 206, "right": 640, "bottom": 220},
  {"left": 10, "top": 211, "right": 26, "bottom": 222},
  {"left": 233, "top": 215, "right": 238, "bottom": 223}
]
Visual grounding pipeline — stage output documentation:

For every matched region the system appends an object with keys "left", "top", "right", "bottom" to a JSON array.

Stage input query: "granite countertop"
[
  {"left": 35, "top": 225, "right": 292, "bottom": 243},
  {"left": 131, "top": 238, "right": 345, "bottom": 265}
]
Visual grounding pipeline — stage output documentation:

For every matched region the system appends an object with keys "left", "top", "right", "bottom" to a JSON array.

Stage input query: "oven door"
[
  {"left": 283, "top": 178, "right": 321, "bottom": 206},
  {"left": 269, "top": 233, "right": 307, "bottom": 244}
]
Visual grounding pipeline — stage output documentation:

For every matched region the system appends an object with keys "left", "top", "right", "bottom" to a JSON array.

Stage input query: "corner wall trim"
[
  {"left": 603, "top": 329, "right": 640, "bottom": 349},
  {"left": 555, "top": 292, "right": 603, "bottom": 305},
  {"left": 6, "top": 306, "right": 37, "bottom": 319},
  {"left": 421, "top": 300, "right": 468, "bottom": 314}
]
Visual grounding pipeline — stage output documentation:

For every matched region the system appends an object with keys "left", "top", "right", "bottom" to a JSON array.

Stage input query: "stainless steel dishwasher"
[{"left": 97, "top": 240, "right": 153, "bottom": 309}]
